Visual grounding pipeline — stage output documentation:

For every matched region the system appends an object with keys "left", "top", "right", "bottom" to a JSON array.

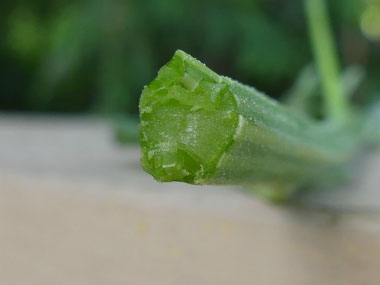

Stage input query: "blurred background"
[
  {"left": 2, "top": 1, "right": 380, "bottom": 284},
  {"left": 1, "top": 0, "right": 380, "bottom": 116}
]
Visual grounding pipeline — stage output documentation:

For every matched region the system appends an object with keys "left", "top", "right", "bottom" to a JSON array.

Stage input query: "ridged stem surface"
[{"left": 140, "top": 51, "right": 360, "bottom": 195}]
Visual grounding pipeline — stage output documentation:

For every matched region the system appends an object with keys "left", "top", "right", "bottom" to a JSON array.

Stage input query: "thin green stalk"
[
  {"left": 139, "top": 51, "right": 361, "bottom": 199},
  {"left": 305, "top": 0, "right": 348, "bottom": 121}
]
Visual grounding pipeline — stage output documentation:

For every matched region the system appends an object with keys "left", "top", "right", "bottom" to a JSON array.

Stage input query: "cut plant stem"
[
  {"left": 305, "top": 0, "right": 348, "bottom": 121},
  {"left": 139, "top": 50, "right": 361, "bottom": 198}
]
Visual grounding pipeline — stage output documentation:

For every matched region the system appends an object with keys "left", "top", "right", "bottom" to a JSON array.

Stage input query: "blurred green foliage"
[{"left": 0, "top": 0, "right": 379, "bottom": 116}]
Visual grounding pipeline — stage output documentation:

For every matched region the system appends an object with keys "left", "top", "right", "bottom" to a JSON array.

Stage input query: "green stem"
[
  {"left": 139, "top": 51, "right": 359, "bottom": 195},
  {"left": 305, "top": 0, "right": 348, "bottom": 121}
]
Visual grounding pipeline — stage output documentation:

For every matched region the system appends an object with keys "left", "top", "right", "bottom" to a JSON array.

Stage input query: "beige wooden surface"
[{"left": 1, "top": 114, "right": 380, "bottom": 285}]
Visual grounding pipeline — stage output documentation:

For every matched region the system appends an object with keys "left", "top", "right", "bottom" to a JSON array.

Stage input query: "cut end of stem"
[{"left": 139, "top": 50, "right": 239, "bottom": 184}]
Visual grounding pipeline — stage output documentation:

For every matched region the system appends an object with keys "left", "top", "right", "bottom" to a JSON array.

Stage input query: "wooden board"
[{"left": 1, "top": 114, "right": 379, "bottom": 285}]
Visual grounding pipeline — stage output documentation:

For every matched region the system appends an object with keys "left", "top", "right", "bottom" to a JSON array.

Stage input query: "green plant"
[{"left": 139, "top": 0, "right": 380, "bottom": 200}]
